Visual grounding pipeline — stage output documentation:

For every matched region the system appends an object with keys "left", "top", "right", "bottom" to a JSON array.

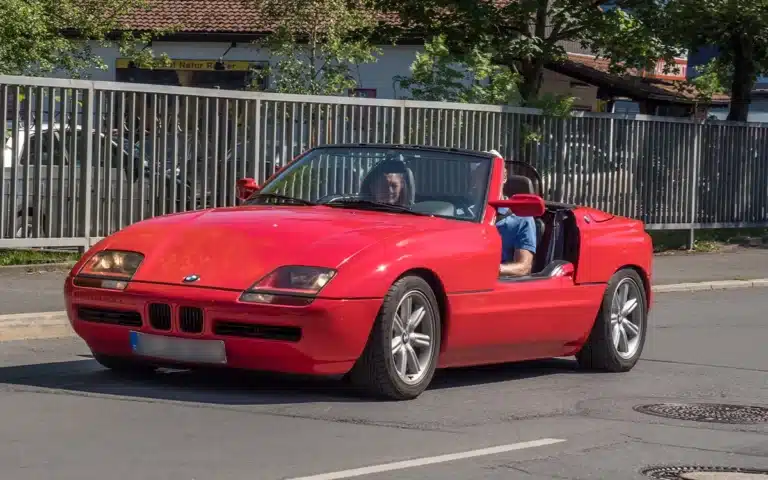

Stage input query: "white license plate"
[{"left": 129, "top": 331, "right": 227, "bottom": 365}]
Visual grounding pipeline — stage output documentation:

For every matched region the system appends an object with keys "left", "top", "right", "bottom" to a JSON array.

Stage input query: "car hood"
[{"left": 103, "top": 205, "right": 429, "bottom": 290}]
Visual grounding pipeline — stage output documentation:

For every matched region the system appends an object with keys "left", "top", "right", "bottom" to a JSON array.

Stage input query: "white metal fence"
[{"left": 1, "top": 74, "right": 767, "bottom": 249}]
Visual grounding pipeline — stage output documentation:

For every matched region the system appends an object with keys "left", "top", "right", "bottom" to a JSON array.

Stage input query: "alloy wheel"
[
  {"left": 610, "top": 277, "right": 643, "bottom": 359},
  {"left": 390, "top": 290, "right": 436, "bottom": 385}
]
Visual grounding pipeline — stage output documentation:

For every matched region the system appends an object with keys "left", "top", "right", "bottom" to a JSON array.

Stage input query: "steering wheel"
[{"left": 316, "top": 193, "right": 358, "bottom": 204}]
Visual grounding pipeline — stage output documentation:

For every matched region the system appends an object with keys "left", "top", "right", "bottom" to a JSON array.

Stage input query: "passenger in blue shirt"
[
  {"left": 497, "top": 214, "right": 536, "bottom": 277},
  {"left": 483, "top": 150, "right": 537, "bottom": 277}
]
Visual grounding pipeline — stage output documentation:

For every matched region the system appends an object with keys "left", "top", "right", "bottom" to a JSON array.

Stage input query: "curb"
[
  {"left": 0, "top": 311, "right": 73, "bottom": 342},
  {"left": 1, "top": 278, "right": 767, "bottom": 342},
  {"left": 652, "top": 278, "right": 768, "bottom": 293},
  {"left": 0, "top": 262, "right": 75, "bottom": 274}
]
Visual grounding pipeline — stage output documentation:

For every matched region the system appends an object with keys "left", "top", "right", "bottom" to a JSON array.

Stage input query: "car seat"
[{"left": 502, "top": 175, "right": 545, "bottom": 246}]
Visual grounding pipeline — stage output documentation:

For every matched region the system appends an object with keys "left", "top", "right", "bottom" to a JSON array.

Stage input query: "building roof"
[
  {"left": 552, "top": 54, "right": 730, "bottom": 105},
  {"left": 120, "top": 0, "right": 262, "bottom": 33},
  {"left": 119, "top": 0, "right": 398, "bottom": 33}
]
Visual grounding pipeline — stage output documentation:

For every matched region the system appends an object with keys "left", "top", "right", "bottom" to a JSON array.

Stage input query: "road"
[
  {"left": 0, "top": 289, "right": 767, "bottom": 480},
  {"left": 2, "top": 248, "right": 768, "bottom": 315}
]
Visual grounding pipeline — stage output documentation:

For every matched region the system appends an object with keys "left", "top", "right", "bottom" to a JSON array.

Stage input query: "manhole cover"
[
  {"left": 633, "top": 403, "right": 768, "bottom": 424},
  {"left": 642, "top": 465, "right": 768, "bottom": 479}
]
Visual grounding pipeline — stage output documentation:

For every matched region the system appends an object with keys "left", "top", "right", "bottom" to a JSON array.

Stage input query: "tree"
[
  {"left": 394, "top": 34, "right": 523, "bottom": 104},
  {"left": 0, "top": 0, "right": 172, "bottom": 77},
  {"left": 633, "top": 0, "right": 768, "bottom": 122},
  {"left": 249, "top": 0, "right": 382, "bottom": 95},
  {"left": 376, "top": 0, "right": 677, "bottom": 105}
]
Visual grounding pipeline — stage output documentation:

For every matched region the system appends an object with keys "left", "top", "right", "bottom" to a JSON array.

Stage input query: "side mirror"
[
  {"left": 488, "top": 194, "right": 545, "bottom": 217},
  {"left": 236, "top": 177, "right": 260, "bottom": 202}
]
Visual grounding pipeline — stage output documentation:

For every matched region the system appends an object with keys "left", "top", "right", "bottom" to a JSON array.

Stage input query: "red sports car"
[{"left": 64, "top": 144, "right": 653, "bottom": 400}]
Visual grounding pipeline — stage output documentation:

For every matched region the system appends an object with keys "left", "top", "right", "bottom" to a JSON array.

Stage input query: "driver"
[
  {"left": 476, "top": 150, "right": 537, "bottom": 277},
  {"left": 369, "top": 159, "right": 410, "bottom": 206}
]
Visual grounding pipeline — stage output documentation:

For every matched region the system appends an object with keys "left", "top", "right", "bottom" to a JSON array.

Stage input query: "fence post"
[
  {"left": 78, "top": 85, "right": 95, "bottom": 252},
  {"left": 399, "top": 104, "right": 406, "bottom": 144},
  {"left": 687, "top": 121, "right": 701, "bottom": 249},
  {"left": 252, "top": 98, "right": 261, "bottom": 182}
]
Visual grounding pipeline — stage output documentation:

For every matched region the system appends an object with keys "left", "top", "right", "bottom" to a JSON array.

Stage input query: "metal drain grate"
[
  {"left": 642, "top": 465, "right": 768, "bottom": 479},
  {"left": 633, "top": 403, "right": 768, "bottom": 424}
]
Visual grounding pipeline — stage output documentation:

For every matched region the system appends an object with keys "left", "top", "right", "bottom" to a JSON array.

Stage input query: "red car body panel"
[
  {"left": 65, "top": 146, "right": 653, "bottom": 377},
  {"left": 572, "top": 206, "right": 653, "bottom": 304},
  {"left": 65, "top": 279, "right": 380, "bottom": 374}
]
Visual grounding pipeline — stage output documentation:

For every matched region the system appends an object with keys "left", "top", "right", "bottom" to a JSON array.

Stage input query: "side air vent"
[
  {"left": 213, "top": 321, "right": 301, "bottom": 342},
  {"left": 77, "top": 307, "right": 142, "bottom": 327}
]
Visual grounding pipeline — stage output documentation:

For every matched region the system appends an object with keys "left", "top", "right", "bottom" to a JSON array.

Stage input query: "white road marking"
[{"left": 285, "top": 437, "right": 566, "bottom": 480}]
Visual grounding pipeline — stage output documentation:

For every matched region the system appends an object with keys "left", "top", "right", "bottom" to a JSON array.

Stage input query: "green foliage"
[
  {"left": 527, "top": 93, "right": 576, "bottom": 118},
  {"left": 629, "top": 0, "right": 768, "bottom": 120},
  {"left": 249, "top": 0, "right": 382, "bottom": 96},
  {"left": 687, "top": 59, "right": 730, "bottom": 103},
  {"left": 377, "top": 0, "right": 670, "bottom": 102},
  {"left": 583, "top": 5, "right": 682, "bottom": 76},
  {"left": 395, "top": 35, "right": 576, "bottom": 151},
  {"left": 395, "top": 35, "right": 576, "bottom": 116},
  {"left": 0, "top": 0, "right": 173, "bottom": 77},
  {"left": 394, "top": 35, "right": 522, "bottom": 105}
]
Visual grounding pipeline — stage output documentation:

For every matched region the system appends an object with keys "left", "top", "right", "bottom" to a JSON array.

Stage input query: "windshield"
[{"left": 246, "top": 146, "right": 493, "bottom": 222}]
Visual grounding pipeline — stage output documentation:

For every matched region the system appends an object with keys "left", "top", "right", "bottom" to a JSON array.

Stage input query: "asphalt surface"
[
  {"left": 0, "top": 288, "right": 766, "bottom": 479},
  {"left": 0, "top": 267, "right": 68, "bottom": 314},
  {"left": 1, "top": 248, "right": 768, "bottom": 315}
]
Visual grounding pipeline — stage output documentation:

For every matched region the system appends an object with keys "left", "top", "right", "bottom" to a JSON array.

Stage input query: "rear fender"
[{"left": 573, "top": 207, "right": 652, "bottom": 287}]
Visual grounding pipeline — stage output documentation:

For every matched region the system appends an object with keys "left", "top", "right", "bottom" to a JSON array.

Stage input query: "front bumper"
[{"left": 64, "top": 276, "right": 382, "bottom": 375}]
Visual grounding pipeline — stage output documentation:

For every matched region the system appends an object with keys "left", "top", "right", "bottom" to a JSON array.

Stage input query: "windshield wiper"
[
  {"left": 326, "top": 198, "right": 427, "bottom": 215},
  {"left": 248, "top": 193, "right": 316, "bottom": 205}
]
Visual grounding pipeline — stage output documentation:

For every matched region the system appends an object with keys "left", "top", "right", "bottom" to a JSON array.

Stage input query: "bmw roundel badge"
[{"left": 183, "top": 274, "right": 200, "bottom": 283}]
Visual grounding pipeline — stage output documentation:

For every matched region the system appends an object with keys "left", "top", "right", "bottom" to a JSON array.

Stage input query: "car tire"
[
  {"left": 92, "top": 353, "right": 157, "bottom": 375},
  {"left": 348, "top": 275, "right": 442, "bottom": 400},
  {"left": 576, "top": 268, "right": 648, "bottom": 372}
]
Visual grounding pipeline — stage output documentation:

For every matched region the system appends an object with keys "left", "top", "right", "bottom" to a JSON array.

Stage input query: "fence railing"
[{"left": 2, "top": 74, "right": 767, "bottom": 249}]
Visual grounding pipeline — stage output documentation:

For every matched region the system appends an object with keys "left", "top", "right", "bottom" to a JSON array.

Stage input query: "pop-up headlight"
[
  {"left": 73, "top": 250, "right": 144, "bottom": 290},
  {"left": 240, "top": 266, "right": 336, "bottom": 305}
]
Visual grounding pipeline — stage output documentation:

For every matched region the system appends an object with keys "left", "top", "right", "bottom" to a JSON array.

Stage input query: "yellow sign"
[{"left": 115, "top": 58, "right": 257, "bottom": 71}]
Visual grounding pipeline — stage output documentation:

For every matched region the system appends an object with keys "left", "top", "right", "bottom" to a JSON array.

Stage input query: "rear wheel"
[
  {"left": 92, "top": 353, "right": 157, "bottom": 375},
  {"left": 576, "top": 268, "right": 647, "bottom": 372},
  {"left": 348, "top": 275, "right": 441, "bottom": 400}
]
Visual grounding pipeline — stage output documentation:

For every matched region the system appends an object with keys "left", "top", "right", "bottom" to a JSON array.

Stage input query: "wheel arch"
[
  {"left": 616, "top": 264, "right": 652, "bottom": 309},
  {"left": 394, "top": 267, "right": 449, "bottom": 351}
]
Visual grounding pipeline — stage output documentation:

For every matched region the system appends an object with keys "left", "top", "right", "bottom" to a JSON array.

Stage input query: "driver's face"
[{"left": 372, "top": 173, "right": 404, "bottom": 204}]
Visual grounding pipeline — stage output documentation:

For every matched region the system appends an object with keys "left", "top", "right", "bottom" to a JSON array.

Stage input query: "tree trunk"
[
  {"left": 519, "top": 59, "right": 545, "bottom": 104},
  {"left": 727, "top": 35, "right": 755, "bottom": 122},
  {"left": 519, "top": 0, "right": 549, "bottom": 104}
]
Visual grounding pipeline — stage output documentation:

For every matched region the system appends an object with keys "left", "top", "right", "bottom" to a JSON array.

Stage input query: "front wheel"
[
  {"left": 348, "top": 275, "right": 442, "bottom": 400},
  {"left": 576, "top": 268, "right": 648, "bottom": 372}
]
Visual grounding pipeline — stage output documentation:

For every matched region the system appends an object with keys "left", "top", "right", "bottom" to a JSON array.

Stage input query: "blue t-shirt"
[{"left": 496, "top": 214, "right": 537, "bottom": 263}]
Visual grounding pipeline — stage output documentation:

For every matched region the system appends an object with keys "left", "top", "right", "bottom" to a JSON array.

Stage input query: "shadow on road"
[{"left": 0, "top": 355, "right": 589, "bottom": 405}]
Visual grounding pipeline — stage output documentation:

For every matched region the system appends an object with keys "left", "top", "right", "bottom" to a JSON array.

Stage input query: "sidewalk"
[
  {"left": 651, "top": 248, "right": 768, "bottom": 285},
  {"left": 0, "top": 249, "right": 767, "bottom": 315}
]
